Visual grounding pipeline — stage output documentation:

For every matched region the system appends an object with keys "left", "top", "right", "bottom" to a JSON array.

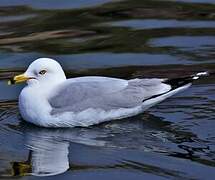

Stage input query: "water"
[{"left": 0, "top": 0, "right": 215, "bottom": 179}]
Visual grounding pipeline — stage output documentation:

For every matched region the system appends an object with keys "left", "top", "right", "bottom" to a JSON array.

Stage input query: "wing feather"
[{"left": 49, "top": 77, "right": 171, "bottom": 114}]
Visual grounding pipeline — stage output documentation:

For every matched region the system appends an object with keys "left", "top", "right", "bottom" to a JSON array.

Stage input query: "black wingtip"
[
  {"left": 142, "top": 71, "right": 211, "bottom": 103},
  {"left": 164, "top": 71, "right": 209, "bottom": 90},
  {"left": 164, "top": 76, "right": 193, "bottom": 90}
]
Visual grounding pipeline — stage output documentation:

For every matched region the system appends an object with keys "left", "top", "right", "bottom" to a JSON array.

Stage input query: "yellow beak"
[{"left": 8, "top": 73, "right": 30, "bottom": 85}]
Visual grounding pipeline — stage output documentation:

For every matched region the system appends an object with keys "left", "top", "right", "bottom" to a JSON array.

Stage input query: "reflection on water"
[
  {"left": 105, "top": 19, "right": 215, "bottom": 29},
  {"left": 1, "top": 108, "right": 215, "bottom": 178},
  {"left": 0, "top": 0, "right": 116, "bottom": 9},
  {"left": 12, "top": 125, "right": 110, "bottom": 176},
  {"left": 175, "top": 0, "right": 215, "bottom": 4},
  {"left": 0, "top": 113, "right": 199, "bottom": 177},
  {"left": 25, "top": 129, "right": 70, "bottom": 176},
  {"left": 0, "top": 0, "right": 215, "bottom": 179}
]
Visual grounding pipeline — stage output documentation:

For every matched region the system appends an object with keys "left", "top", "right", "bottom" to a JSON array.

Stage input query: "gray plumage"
[{"left": 49, "top": 77, "right": 171, "bottom": 115}]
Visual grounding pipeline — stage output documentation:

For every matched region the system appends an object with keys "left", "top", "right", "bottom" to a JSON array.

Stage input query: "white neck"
[
  {"left": 19, "top": 77, "right": 66, "bottom": 126},
  {"left": 27, "top": 74, "right": 66, "bottom": 98}
]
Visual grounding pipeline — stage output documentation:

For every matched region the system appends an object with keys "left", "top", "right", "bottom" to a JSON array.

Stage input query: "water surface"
[{"left": 0, "top": 0, "right": 215, "bottom": 179}]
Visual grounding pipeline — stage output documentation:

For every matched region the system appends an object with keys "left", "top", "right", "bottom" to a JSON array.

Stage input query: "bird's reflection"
[
  {"left": 26, "top": 130, "right": 69, "bottom": 176},
  {"left": 12, "top": 128, "right": 69, "bottom": 176},
  {"left": 10, "top": 112, "right": 198, "bottom": 177},
  {"left": 11, "top": 123, "right": 111, "bottom": 176}
]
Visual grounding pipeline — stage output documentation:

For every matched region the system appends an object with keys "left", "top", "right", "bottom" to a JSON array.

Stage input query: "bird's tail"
[
  {"left": 142, "top": 71, "right": 212, "bottom": 104},
  {"left": 192, "top": 71, "right": 209, "bottom": 79},
  {"left": 164, "top": 71, "right": 211, "bottom": 90}
]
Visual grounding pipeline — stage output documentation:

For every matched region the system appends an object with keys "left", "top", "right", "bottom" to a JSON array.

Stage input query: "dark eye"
[{"left": 39, "top": 70, "right": 47, "bottom": 75}]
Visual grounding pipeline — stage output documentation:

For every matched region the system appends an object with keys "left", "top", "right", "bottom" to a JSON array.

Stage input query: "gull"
[{"left": 9, "top": 58, "right": 208, "bottom": 127}]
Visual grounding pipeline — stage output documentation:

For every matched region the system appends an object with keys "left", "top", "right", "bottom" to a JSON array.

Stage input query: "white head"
[{"left": 13, "top": 58, "right": 66, "bottom": 87}]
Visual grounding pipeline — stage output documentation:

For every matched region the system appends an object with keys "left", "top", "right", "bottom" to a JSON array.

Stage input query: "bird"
[{"left": 8, "top": 58, "right": 209, "bottom": 127}]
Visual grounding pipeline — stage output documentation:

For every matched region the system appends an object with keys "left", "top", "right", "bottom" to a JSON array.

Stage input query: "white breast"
[{"left": 19, "top": 86, "right": 52, "bottom": 127}]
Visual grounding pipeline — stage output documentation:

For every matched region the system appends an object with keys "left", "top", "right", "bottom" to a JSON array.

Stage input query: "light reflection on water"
[
  {"left": 0, "top": 0, "right": 116, "bottom": 9},
  {"left": 0, "top": 0, "right": 215, "bottom": 179},
  {"left": 104, "top": 19, "right": 215, "bottom": 29},
  {"left": 0, "top": 107, "right": 215, "bottom": 178}
]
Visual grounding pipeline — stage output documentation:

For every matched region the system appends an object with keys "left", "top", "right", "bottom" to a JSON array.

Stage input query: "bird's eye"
[{"left": 39, "top": 70, "right": 47, "bottom": 75}]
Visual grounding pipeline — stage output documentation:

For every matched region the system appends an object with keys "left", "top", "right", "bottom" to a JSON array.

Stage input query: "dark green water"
[{"left": 0, "top": 0, "right": 215, "bottom": 179}]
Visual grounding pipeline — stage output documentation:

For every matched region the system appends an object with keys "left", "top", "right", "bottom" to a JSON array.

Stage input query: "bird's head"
[{"left": 9, "top": 58, "right": 66, "bottom": 86}]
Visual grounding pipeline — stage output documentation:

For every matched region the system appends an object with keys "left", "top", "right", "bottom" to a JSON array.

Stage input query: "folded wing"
[{"left": 49, "top": 77, "right": 171, "bottom": 115}]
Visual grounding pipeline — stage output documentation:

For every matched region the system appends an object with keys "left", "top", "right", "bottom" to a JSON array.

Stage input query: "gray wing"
[{"left": 49, "top": 77, "right": 171, "bottom": 115}]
